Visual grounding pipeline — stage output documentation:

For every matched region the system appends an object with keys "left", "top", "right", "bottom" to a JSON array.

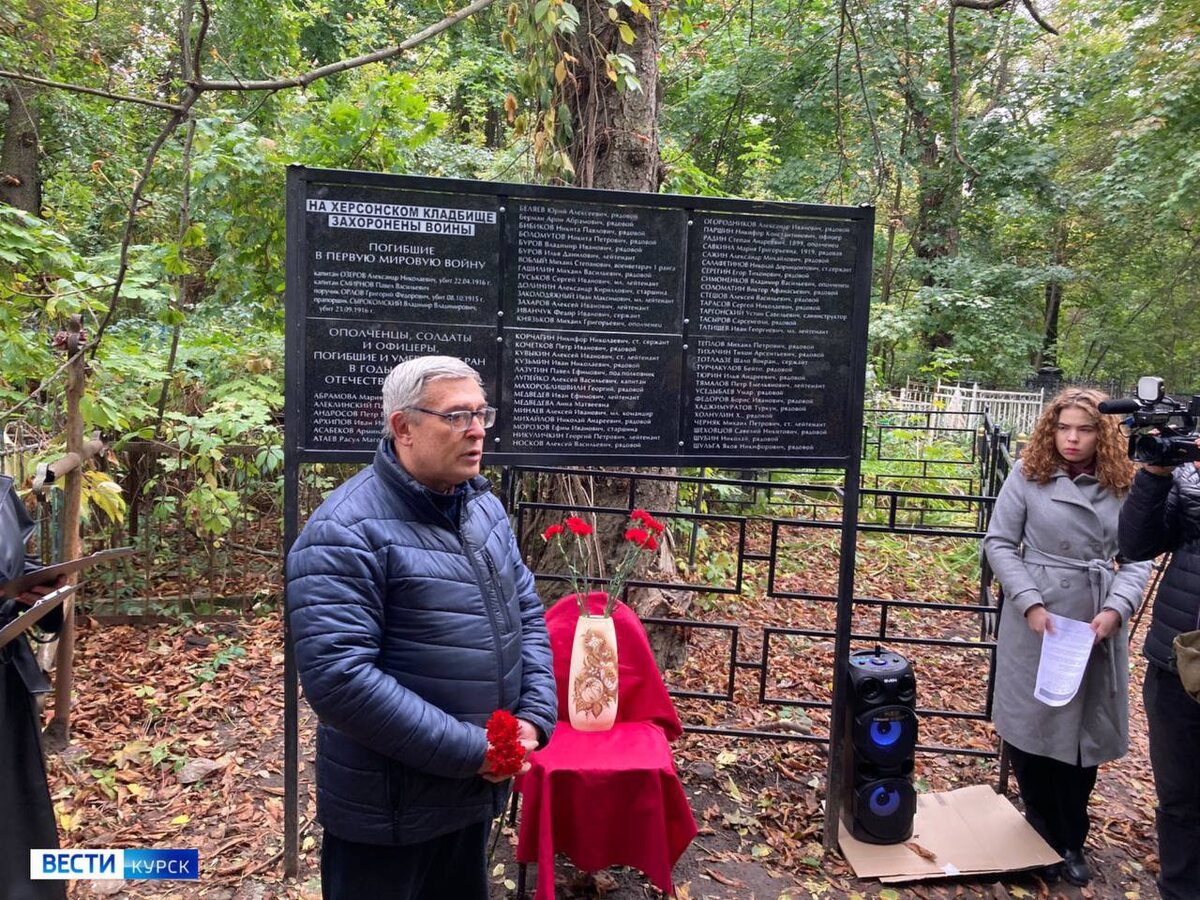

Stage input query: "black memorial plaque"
[
  {"left": 680, "top": 210, "right": 857, "bottom": 457},
  {"left": 688, "top": 212, "right": 856, "bottom": 334},
  {"left": 506, "top": 199, "right": 686, "bottom": 333},
  {"left": 304, "top": 320, "right": 497, "bottom": 451},
  {"left": 684, "top": 335, "right": 846, "bottom": 456},
  {"left": 288, "top": 168, "right": 871, "bottom": 464},
  {"left": 305, "top": 185, "right": 500, "bottom": 324},
  {"left": 500, "top": 329, "right": 681, "bottom": 454}
]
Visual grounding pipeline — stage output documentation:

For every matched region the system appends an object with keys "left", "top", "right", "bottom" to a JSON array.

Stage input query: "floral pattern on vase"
[{"left": 567, "top": 613, "right": 618, "bottom": 731}]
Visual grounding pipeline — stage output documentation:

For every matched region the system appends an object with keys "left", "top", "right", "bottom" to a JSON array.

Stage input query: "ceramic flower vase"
[{"left": 567, "top": 596, "right": 619, "bottom": 731}]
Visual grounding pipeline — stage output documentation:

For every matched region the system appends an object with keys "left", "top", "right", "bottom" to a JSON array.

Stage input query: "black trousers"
[
  {"left": 0, "top": 653, "right": 65, "bottom": 900},
  {"left": 1143, "top": 663, "right": 1200, "bottom": 900},
  {"left": 1006, "top": 743, "right": 1097, "bottom": 854},
  {"left": 320, "top": 820, "right": 490, "bottom": 900}
]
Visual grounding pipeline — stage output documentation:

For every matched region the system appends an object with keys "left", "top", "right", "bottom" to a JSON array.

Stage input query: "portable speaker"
[
  {"left": 843, "top": 648, "right": 918, "bottom": 844},
  {"left": 850, "top": 777, "right": 917, "bottom": 844}
]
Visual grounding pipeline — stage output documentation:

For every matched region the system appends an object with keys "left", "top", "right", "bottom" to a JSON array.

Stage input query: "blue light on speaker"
[
  {"left": 869, "top": 786, "right": 901, "bottom": 816},
  {"left": 869, "top": 719, "right": 901, "bottom": 747}
]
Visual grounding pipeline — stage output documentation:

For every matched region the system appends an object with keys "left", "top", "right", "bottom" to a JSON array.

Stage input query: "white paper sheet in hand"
[{"left": 1033, "top": 612, "right": 1095, "bottom": 707}]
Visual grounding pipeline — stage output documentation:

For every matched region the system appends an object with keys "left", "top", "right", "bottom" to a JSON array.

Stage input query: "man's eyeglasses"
[{"left": 407, "top": 406, "right": 497, "bottom": 432}]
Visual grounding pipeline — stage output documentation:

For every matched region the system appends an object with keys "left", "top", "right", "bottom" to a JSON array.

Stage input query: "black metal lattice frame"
[
  {"left": 505, "top": 415, "right": 1011, "bottom": 761},
  {"left": 279, "top": 411, "right": 1016, "bottom": 869}
]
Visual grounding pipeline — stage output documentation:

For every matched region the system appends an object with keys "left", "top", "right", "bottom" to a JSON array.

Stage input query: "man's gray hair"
[{"left": 381, "top": 356, "right": 484, "bottom": 425}]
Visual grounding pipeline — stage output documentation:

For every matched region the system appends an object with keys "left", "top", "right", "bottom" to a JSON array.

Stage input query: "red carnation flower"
[
  {"left": 487, "top": 709, "right": 519, "bottom": 743},
  {"left": 565, "top": 516, "right": 593, "bottom": 536},
  {"left": 631, "top": 509, "right": 665, "bottom": 534},
  {"left": 624, "top": 527, "right": 657, "bottom": 550},
  {"left": 542, "top": 523, "right": 565, "bottom": 540},
  {"left": 485, "top": 710, "right": 525, "bottom": 778}
]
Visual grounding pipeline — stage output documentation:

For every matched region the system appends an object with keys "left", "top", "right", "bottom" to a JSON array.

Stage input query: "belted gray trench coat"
[{"left": 983, "top": 461, "right": 1152, "bottom": 767}]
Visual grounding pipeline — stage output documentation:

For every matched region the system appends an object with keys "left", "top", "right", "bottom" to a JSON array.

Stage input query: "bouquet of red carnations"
[
  {"left": 485, "top": 709, "right": 526, "bottom": 778},
  {"left": 541, "top": 508, "right": 666, "bottom": 617}
]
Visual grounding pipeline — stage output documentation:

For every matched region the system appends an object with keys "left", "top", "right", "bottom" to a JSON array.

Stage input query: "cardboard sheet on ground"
[{"left": 839, "top": 784, "right": 1060, "bottom": 882}]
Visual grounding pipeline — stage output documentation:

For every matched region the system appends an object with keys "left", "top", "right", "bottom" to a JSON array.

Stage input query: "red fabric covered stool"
[{"left": 514, "top": 594, "right": 697, "bottom": 899}]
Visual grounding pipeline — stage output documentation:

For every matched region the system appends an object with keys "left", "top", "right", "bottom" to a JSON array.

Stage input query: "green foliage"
[
  {"left": 0, "top": 207, "right": 107, "bottom": 406},
  {"left": 875, "top": 257, "right": 1049, "bottom": 384},
  {"left": 190, "top": 637, "right": 247, "bottom": 684},
  {"left": 1, "top": 0, "right": 1197, "bottom": 618}
]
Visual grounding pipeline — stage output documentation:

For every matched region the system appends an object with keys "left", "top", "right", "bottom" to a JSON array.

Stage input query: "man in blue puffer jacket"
[{"left": 287, "top": 356, "right": 557, "bottom": 899}]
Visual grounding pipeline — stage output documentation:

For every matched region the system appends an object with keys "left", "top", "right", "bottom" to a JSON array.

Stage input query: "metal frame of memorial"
[
  {"left": 506, "top": 409, "right": 1012, "bottom": 749},
  {"left": 282, "top": 166, "right": 874, "bottom": 871}
]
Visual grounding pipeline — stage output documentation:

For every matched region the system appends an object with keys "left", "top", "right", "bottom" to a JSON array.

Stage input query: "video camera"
[{"left": 1098, "top": 376, "right": 1200, "bottom": 466}]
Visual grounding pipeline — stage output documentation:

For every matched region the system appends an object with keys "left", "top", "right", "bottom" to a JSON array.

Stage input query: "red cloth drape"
[{"left": 515, "top": 594, "right": 697, "bottom": 899}]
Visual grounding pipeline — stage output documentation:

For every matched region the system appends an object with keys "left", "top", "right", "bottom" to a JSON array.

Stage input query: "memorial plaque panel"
[
  {"left": 288, "top": 168, "right": 871, "bottom": 465},
  {"left": 304, "top": 320, "right": 497, "bottom": 451},
  {"left": 506, "top": 199, "right": 685, "bottom": 333},
  {"left": 500, "top": 329, "right": 681, "bottom": 454},
  {"left": 688, "top": 212, "right": 856, "bottom": 335},
  {"left": 684, "top": 335, "right": 847, "bottom": 456},
  {"left": 304, "top": 185, "right": 500, "bottom": 324}
]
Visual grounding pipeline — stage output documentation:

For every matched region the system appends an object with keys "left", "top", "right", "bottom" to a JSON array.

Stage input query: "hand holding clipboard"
[
  {"left": 1, "top": 547, "right": 135, "bottom": 599},
  {"left": 0, "top": 547, "right": 134, "bottom": 651}
]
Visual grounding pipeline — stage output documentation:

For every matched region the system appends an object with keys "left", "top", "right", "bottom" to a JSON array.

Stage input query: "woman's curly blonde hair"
[{"left": 1021, "top": 388, "right": 1135, "bottom": 492}]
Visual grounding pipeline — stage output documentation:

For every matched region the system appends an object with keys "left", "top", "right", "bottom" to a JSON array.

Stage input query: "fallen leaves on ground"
[{"left": 41, "top": 523, "right": 1162, "bottom": 897}]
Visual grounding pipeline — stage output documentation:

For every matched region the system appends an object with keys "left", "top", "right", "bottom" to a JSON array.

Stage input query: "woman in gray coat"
[{"left": 984, "top": 388, "right": 1150, "bottom": 887}]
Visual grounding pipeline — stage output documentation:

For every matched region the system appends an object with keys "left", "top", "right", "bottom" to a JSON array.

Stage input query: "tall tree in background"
[
  {"left": 506, "top": 0, "right": 690, "bottom": 662},
  {"left": 564, "top": 0, "right": 660, "bottom": 190},
  {"left": 0, "top": 83, "right": 39, "bottom": 212}
]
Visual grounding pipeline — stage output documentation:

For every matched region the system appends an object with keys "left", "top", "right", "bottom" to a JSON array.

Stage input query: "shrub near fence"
[
  {"left": 2, "top": 430, "right": 287, "bottom": 617},
  {"left": 91, "top": 441, "right": 285, "bottom": 617}
]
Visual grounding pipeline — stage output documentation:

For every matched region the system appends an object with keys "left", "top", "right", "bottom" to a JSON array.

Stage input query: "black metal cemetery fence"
[
  {"left": 277, "top": 407, "right": 1016, "bottom": 869},
  {"left": 2, "top": 436, "right": 285, "bottom": 618},
  {"left": 501, "top": 408, "right": 1016, "bottom": 760}
]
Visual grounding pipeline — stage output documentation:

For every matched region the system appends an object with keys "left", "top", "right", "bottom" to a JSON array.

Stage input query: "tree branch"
[
  {"left": 0, "top": 349, "right": 85, "bottom": 428},
  {"left": 193, "top": 0, "right": 213, "bottom": 81},
  {"left": 194, "top": 0, "right": 499, "bottom": 91},
  {"left": 951, "top": 0, "right": 1058, "bottom": 35},
  {"left": 2, "top": 0, "right": 496, "bottom": 118},
  {"left": 830, "top": 0, "right": 848, "bottom": 202},
  {"left": 89, "top": 97, "right": 194, "bottom": 355},
  {"left": 1020, "top": 0, "right": 1059, "bottom": 35},
  {"left": 68, "top": 0, "right": 101, "bottom": 24},
  {"left": 947, "top": 3, "right": 984, "bottom": 179},
  {"left": 0, "top": 70, "right": 184, "bottom": 112},
  {"left": 843, "top": 0, "right": 886, "bottom": 200},
  {"left": 952, "top": 0, "right": 1010, "bottom": 10}
]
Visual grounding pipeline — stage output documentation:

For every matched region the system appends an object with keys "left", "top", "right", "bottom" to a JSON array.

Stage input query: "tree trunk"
[
  {"left": 0, "top": 83, "right": 41, "bottom": 213},
  {"left": 1036, "top": 280, "right": 1062, "bottom": 371},
  {"left": 908, "top": 94, "right": 961, "bottom": 352},
  {"left": 1035, "top": 221, "right": 1067, "bottom": 372},
  {"left": 43, "top": 315, "right": 86, "bottom": 749},
  {"left": 565, "top": 0, "right": 662, "bottom": 191},
  {"left": 518, "top": 0, "right": 689, "bottom": 669}
]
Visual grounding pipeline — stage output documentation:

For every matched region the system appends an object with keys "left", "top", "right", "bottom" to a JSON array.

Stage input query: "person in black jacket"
[
  {"left": 1, "top": 474, "right": 65, "bottom": 900},
  {"left": 287, "top": 356, "right": 557, "bottom": 900},
  {"left": 1117, "top": 456, "right": 1200, "bottom": 900}
]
